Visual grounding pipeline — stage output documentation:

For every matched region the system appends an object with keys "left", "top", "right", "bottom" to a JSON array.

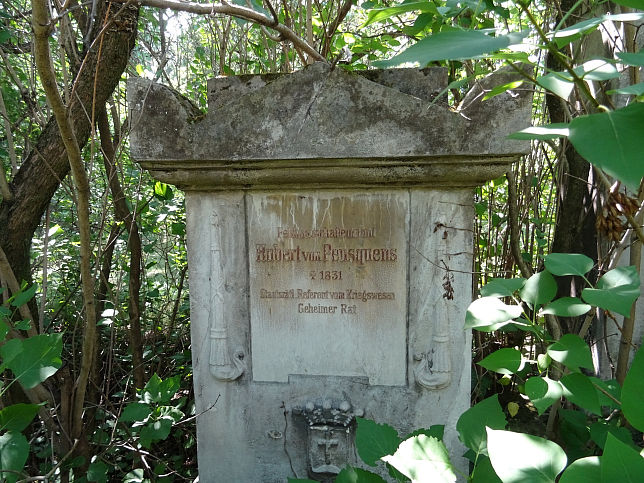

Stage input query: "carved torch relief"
[
  {"left": 413, "top": 223, "right": 454, "bottom": 391},
  {"left": 209, "top": 212, "right": 245, "bottom": 381}
]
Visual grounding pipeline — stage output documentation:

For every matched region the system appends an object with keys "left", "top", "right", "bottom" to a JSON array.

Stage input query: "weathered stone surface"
[
  {"left": 128, "top": 62, "right": 531, "bottom": 189},
  {"left": 248, "top": 191, "right": 408, "bottom": 385},
  {"left": 129, "top": 65, "right": 533, "bottom": 482}
]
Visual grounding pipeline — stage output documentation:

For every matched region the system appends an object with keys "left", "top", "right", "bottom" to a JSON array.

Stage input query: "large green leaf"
[
  {"left": 139, "top": 418, "right": 172, "bottom": 448},
  {"left": 0, "top": 403, "right": 41, "bottom": 432},
  {"left": 520, "top": 271, "right": 557, "bottom": 307},
  {"left": 355, "top": 418, "right": 401, "bottom": 467},
  {"left": 478, "top": 348, "right": 524, "bottom": 375},
  {"left": 335, "top": 467, "right": 386, "bottom": 483},
  {"left": 601, "top": 433, "right": 644, "bottom": 482},
  {"left": 456, "top": 395, "right": 507, "bottom": 456},
  {"left": 382, "top": 435, "right": 456, "bottom": 483},
  {"left": 558, "top": 456, "right": 601, "bottom": 483},
  {"left": 582, "top": 266, "right": 640, "bottom": 317},
  {"left": 560, "top": 373, "right": 601, "bottom": 415},
  {"left": 480, "top": 278, "right": 525, "bottom": 297},
  {"left": 607, "top": 82, "right": 644, "bottom": 96},
  {"left": 612, "top": 0, "right": 644, "bottom": 9},
  {"left": 508, "top": 123, "right": 569, "bottom": 140},
  {"left": 487, "top": 428, "right": 567, "bottom": 483},
  {"left": 374, "top": 29, "right": 528, "bottom": 68},
  {"left": 622, "top": 346, "right": 644, "bottom": 432},
  {"left": 568, "top": 103, "right": 644, "bottom": 192},
  {"left": 142, "top": 374, "right": 180, "bottom": 404},
  {"left": 541, "top": 297, "right": 591, "bottom": 317},
  {"left": 363, "top": 2, "right": 438, "bottom": 27},
  {"left": 0, "top": 431, "right": 29, "bottom": 483},
  {"left": 573, "top": 59, "right": 620, "bottom": 81},
  {"left": 547, "top": 334, "right": 593, "bottom": 372},
  {"left": 465, "top": 297, "right": 522, "bottom": 330},
  {"left": 525, "top": 377, "right": 563, "bottom": 415},
  {"left": 617, "top": 50, "right": 644, "bottom": 67},
  {"left": 536, "top": 73, "right": 575, "bottom": 99},
  {"left": 544, "top": 253, "right": 593, "bottom": 277},
  {"left": 589, "top": 420, "right": 636, "bottom": 450},
  {"left": 471, "top": 455, "right": 502, "bottom": 483},
  {"left": 0, "top": 333, "right": 62, "bottom": 389},
  {"left": 9, "top": 284, "right": 37, "bottom": 308},
  {"left": 87, "top": 460, "right": 110, "bottom": 483},
  {"left": 119, "top": 403, "right": 152, "bottom": 423}
]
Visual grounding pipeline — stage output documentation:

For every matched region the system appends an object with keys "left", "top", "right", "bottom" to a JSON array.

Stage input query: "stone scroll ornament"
[
  {"left": 208, "top": 212, "right": 245, "bottom": 381},
  {"left": 414, "top": 304, "right": 451, "bottom": 390}
]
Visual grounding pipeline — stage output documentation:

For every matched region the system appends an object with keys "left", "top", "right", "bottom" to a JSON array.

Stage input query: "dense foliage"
[{"left": 0, "top": 0, "right": 643, "bottom": 480}]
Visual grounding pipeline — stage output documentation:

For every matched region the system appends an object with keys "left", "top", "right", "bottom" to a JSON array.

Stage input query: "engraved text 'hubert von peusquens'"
[{"left": 256, "top": 226, "right": 398, "bottom": 316}]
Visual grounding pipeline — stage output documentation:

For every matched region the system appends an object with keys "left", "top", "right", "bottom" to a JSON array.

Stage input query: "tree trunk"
[{"left": 0, "top": 1, "right": 139, "bottom": 297}]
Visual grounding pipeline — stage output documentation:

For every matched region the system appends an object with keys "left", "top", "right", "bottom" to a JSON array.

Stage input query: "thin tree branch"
[
  {"left": 117, "top": 0, "right": 326, "bottom": 62},
  {"left": 31, "top": 0, "right": 97, "bottom": 441}
]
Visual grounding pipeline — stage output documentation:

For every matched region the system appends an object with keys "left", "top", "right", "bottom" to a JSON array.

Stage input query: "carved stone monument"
[{"left": 128, "top": 63, "right": 531, "bottom": 481}]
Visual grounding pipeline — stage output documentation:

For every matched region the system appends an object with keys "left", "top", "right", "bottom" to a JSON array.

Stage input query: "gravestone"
[{"left": 128, "top": 63, "right": 531, "bottom": 481}]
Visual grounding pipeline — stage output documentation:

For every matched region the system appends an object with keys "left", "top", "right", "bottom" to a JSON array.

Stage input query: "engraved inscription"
[{"left": 248, "top": 192, "right": 408, "bottom": 385}]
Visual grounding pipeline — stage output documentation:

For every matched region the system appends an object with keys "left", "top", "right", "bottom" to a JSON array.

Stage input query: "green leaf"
[
  {"left": 13, "top": 319, "right": 31, "bottom": 331},
  {"left": 10, "top": 284, "right": 37, "bottom": 308},
  {"left": 622, "top": 346, "right": 644, "bottom": 432},
  {"left": 139, "top": 418, "right": 172, "bottom": 448},
  {"left": 480, "top": 278, "right": 525, "bottom": 297},
  {"left": 617, "top": 50, "right": 644, "bottom": 67},
  {"left": 525, "top": 377, "right": 563, "bottom": 415},
  {"left": 520, "top": 271, "right": 557, "bottom": 307},
  {"left": 589, "top": 420, "right": 636, "bottom": 450},
  {"left": 553, "top": 17, "right": 603, "bottom": 38},
  {"left": 547, "top": 334, "right": 593, "bottom": 372},
  {"left": 560, "top": 373, "right": 601, "bottom": 415},
  {"left": 374, "top": 29, "right": 528, "bottom": 68},
  {"left": 607, "top": 82, "right": 644, "bottom": 96},
  {"left": 87, "top": 460, "right": 110, "bottom": 483},
  {"left": 589, "top": 377, "right": 621, "bottom": 409},
  {"left": 0, "top": 334, "right": 62, "bottom": 389},
  {"left": 335, "top": 467, "right": 386, "bottom": 483},
  {"left": 0, "top": 431, "right": 29, "bottom": 483},
  {"left": 537, "top": 72, "right": 575, "bottom": 100},
  {"left": 0, "top": 403, "right": 41, "bottom": 432},
  {"left": 0, "top": 319, "right": 9, "bottom": 342},
  {"left": 355, "top": 418, "right": 401, "bottom": 467},
  {"left": 472, "top": 455, "right": 502, "bottom": 483},
  {"left": 382, "top": 435, "right": 456, "bottom": 483},
  {"left": 612, "top": 0, "right": 644, "bottom": 9},
  {"left": 363, "top": 2, "right": 438, "bottom": 27},
  {"left": 120, "top": 403, "right": 152, "bottom": 423},
  {"left": 465, "top": 297, "right": 522, "bottom": 330},
  {"left": 582, "top": 266, "right": 640, "bottom": 317},
  {"left": 478, "top": 348, "right": 524, "bottom": 375},
  {"left": 573, "top": 59, "right": 620, "bottom": 81},
  {"left": 541, "top": 297, "right": 591, "bottom": 317},
  {"left": 482, "top": 80, "right": 523, "bottom": 101},
  {"left": 568, "top": 103, "right": 644, "bottom": 192},
  {"left": 456, "top": 395, "right": 507, "bottom": 456},
  {"left": 508, "top": 123, "right": 570, "bottom": 140},
  {"left": 558, "top": 456, "right": 601, "bottom": 483},
  {"left": 142, "top": 374, "right": 180, "bottom": 404},
  {"left": 487, "top": 428, "right": 567, "bottom": 483},
  {"left": 601, "top": 433, "right": 644, "bottom": 482},
  {"left": 405, "top": 425, "right": 444, "bottom": 441},
  {"left": 544, "top": 253, "right": 594, "bottom": 277}
]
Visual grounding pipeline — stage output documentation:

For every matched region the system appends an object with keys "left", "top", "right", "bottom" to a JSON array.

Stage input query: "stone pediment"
[{"left": 128, "top": 62, "right": 531, "bottom": 189}]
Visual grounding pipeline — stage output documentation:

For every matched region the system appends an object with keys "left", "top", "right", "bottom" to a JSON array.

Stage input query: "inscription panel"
[{"left": 248, "top": 192, "right": 408, "bottom": 385}]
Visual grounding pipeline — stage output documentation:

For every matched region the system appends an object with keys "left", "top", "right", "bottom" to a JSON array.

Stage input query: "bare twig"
[{"left": 116, "top": 0, "right": 326, "bottom": 62}]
